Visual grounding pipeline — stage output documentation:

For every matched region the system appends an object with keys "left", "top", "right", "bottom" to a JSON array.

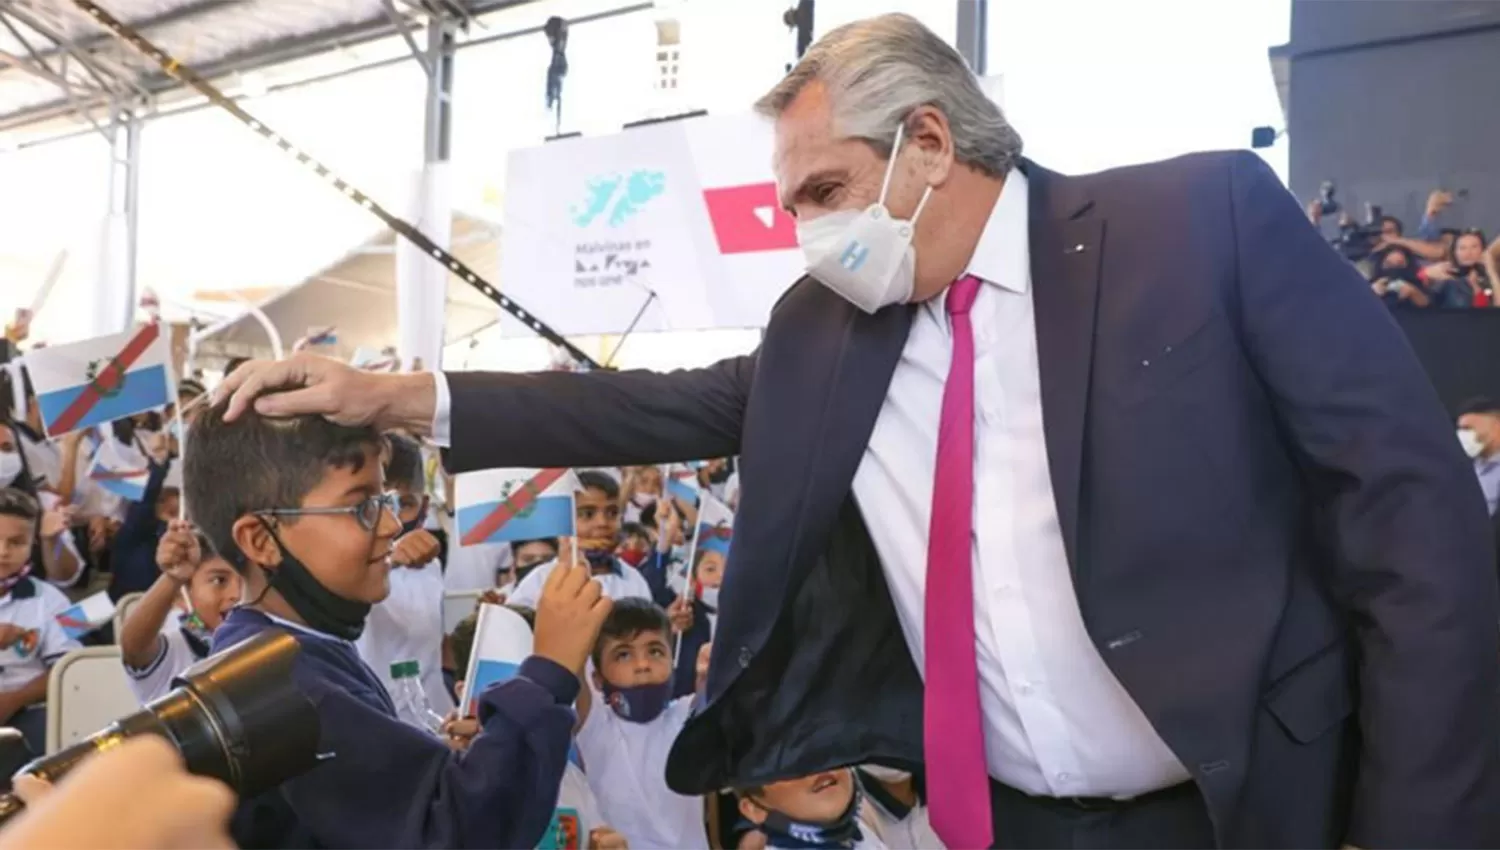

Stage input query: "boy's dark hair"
[
  {"left": 451, "top": 605, "right": 536, "bottom": 678},
  {"left": 383, "top": 432, "right": 424, "bottom": 492},
  {"left": 450, "top": 611, "right": 479, "bottom": 676},
  {"left": 1460, "top": 397, "right": 1500, "bottom": 417},
  {"left": 620, "top": 522, "right": 650, "bottom": 541},
  {"left": 184, "top": 398, "right": 383, "bottom": 573},
  {"left": 576, "top": 470, "right": 620, "bottom": 501},
  {"left": 590, "top": 597, "right": 671, "bottom": 668},
  {"left": 509, "top": 538, "right": 558, "bottom": 559},
  {"left": 223, "top": 357, "right": 250, "bottom": 377},
  {"left": 0, "top": 488, "right": 41, "bottom": 523}
]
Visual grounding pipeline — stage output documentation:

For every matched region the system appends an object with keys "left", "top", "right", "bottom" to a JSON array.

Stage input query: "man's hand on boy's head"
[
  {"left": 215, "top": 352, "right": 437, "bottom": 435},
  {"left": 534, "top": 556, "right": 612, "bottom": 677},
  {"left": 391, "top": 528, "right": 441, "bottom": 567},
  {"left": 155, "top": 519, "right": 202, "bottom": 583}
]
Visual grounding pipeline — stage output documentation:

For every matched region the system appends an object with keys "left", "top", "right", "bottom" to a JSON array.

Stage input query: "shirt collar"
[{"left": 962, "top": 167, "right": 1031, "bottom": 295}]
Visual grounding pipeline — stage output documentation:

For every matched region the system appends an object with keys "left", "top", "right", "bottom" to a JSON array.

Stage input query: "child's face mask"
[
  {"left": 747, "top": 771, "right": 864, "bottom": 849},
  {"left": 258, "top": 520, "right": 372, "bottom": 641},
  {"left": 601, "top": 679, "right": 672, "bottom": 724}
]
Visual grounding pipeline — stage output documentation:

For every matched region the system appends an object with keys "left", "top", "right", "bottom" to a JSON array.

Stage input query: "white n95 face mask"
[
  {"left": 1458, "top": 427, "right": 1484, "bottom": 459},
  {"left": 797, "top": 123, "right": 933, "bottom": 314}
]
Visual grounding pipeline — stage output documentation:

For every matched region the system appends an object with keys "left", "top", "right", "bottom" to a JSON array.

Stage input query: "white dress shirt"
[
  {"left": 426, "top": 172, "right": 1187, "bottom": 799},
  {"left": 853, "top": 169, "right": 1187, "bottom": 799}
]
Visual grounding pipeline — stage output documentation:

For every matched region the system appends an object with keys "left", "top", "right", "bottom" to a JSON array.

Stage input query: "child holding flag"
[
  {"left": 117, "top": 519, "right": 242, "bottom": 704},
  {"left": 187, "top": 398, "right": 612, "bottom": 849}
]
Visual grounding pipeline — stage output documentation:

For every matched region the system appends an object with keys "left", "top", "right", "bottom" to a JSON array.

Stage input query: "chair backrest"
[
  {"left": 46, "top": 646, "right": 140, "bottom": 754},
  {"left": 443, "top": 590, "right": 483, "bottom": 635},
  {"left": 112, "top": 592, "right": 145, "bottom": 644}
]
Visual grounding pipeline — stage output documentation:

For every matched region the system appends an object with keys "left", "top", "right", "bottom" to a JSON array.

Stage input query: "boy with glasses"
[{"left": 186, "top": 400, "right": 612, "bottom": 849}]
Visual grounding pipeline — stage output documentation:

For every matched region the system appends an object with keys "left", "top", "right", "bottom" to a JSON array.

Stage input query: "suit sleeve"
[
  {"left": 1226, "top": 151, "right": 1500, "bottom": 847},
  {"left": 444, "top": 355, "right": 756, "bottom": 474}
]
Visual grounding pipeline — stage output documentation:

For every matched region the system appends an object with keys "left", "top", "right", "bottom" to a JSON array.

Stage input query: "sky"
[{"left": 0, "top": 0, "right": 1290, "bottom": 367}]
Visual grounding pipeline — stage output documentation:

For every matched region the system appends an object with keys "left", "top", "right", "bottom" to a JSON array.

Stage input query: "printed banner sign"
[{"left": 498, "top": 113, "right": 807, "bottom": 336}]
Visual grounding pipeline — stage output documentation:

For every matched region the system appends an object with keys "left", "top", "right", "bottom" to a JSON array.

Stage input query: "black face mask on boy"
[
  {"left": 751, "top": 780, "right": 865, "bottom": 850},
  {"left": 257, "top": 520, "right": 371, "bottom": 641}
]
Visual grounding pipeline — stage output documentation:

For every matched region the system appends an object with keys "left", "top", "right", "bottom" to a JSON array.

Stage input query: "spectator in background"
[
  {"left": 1370, "top": 245, "right": 1431, "bottom": 307},
  {"left": 1425, "top": 230, "right": 1493, "bottom": 307},
  {"left": 1456, "top": 397, "right": 1500, "bottom": 516}
]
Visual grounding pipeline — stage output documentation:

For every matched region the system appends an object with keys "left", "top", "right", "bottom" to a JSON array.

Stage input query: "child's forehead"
[
  {"left": 603, "top": 628, "right": 669, "bottom": 648},
  {"left": 576, "top": 486, "right": 613, "bottom": 503},
  {"left": 0, "top": 513, "right": 32, "bottom": 533}
]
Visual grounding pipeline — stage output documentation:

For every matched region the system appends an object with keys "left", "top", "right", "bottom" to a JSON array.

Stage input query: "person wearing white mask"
[
  {"left": 1456, "top": 397, "right": 1500, "bottom": 515},
  {"left": 218, "top": 13, "right": 1500, "bottom": 849}
]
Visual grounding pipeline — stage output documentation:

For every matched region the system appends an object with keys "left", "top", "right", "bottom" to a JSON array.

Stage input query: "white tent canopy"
[{"left": 193, "top": 211, "right": 503, "bottom": 359}]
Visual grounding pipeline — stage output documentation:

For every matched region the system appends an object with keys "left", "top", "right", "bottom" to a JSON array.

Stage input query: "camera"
[
  {"left": 0, "top": 631, "right": 319, "bottom": 826},
  {"left": 1316, "top": 181, "right": 1386, "bottom": 262},
  {"left": 1316, "top": 180, "right": 1342, "bottom": 218}
]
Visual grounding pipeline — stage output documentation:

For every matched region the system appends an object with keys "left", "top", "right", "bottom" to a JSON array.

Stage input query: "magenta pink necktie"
[{"left": 924, "top": 274, "right": 993, "bottom": 849}]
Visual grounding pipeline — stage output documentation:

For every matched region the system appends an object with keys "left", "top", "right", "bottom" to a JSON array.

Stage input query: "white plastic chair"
[
  {"left": 112, "top": 592, "right": 145, "bottom": 643},
  {"left": 443, "top": 590, "right": 484, "bottom": 634},
  {"left": 45, "top": 646, "right": 140, "bottom": 754}
]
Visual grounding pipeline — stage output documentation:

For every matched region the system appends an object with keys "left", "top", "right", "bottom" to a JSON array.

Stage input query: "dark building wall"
[{"left": 1286, "top": 0, "right": 1500, "bottom": 236}]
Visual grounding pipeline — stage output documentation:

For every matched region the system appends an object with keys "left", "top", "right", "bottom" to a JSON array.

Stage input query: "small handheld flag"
[
  {"left": 455, "top": 468, "right": 578, "bottom": 547},
  {"left": 457, "top": 603, "right": 535, "bottom": 718},
  {"left": 56, "top": 591, "right": 117, "bottom": 641},
  {"left": 665, "top": 463, "right": 700, "bottom": 510},
  {"left": 24, "top": 324, "right": 174, "bottom": 438}
]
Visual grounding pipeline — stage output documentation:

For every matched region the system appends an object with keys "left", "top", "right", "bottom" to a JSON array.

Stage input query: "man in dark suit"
[{"left": 219, "top": 13, "right": 1500, "bottom": 849}]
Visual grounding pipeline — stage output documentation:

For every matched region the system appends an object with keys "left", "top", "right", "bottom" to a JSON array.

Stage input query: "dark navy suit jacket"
[{"left": 444, "top": 152, "right": 1500, "bottom": 848}]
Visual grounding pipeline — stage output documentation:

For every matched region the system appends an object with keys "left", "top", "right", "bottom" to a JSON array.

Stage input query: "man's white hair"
[{"left": 754, "top": 13, "right": 1022, "bottom": 178}]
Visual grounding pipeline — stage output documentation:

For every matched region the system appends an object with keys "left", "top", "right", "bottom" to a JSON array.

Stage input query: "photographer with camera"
[
  {"left": 1369, "top": 245, "right": 1434, "bottom": 307},
  {"left": 1423, "top": 229, "right": 1494, "bottom": 307}
]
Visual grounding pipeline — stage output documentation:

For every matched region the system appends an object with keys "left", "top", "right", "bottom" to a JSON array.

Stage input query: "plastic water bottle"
[{"left": 390, "top": 660, "right": 444, "bottom": 734}]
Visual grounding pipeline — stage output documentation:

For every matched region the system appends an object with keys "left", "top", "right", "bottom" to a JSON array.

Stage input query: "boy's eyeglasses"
[{"left": 256, "top": 492, "right": 401, "bottom": 532}]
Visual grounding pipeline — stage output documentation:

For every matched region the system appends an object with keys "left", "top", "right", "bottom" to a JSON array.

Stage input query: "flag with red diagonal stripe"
[
  {"left": 455, "top": 467, "right": 579, "bottom": 547},
  {"left": 24, "top": 324, "right": 174, "bottom": 438}
]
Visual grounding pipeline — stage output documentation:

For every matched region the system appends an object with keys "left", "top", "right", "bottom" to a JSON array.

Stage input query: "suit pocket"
[
  {"left": 1263, "top": 641, "right": 1355, "bottom": 744},
  {"left": 1102, "top": 312, "right": 1230, "bottom": 409}
]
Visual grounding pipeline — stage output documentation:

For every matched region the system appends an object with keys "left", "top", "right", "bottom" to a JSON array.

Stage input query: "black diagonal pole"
[{"left": 68, "top": 0, "right": 601, "bottom": 370}]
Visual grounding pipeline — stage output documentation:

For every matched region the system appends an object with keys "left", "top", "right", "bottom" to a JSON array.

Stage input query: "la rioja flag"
[
  {"left": 25, "top": 324, "right": 174, "bottom": 438},
  {"left": 454, "top": 468, "right": 578, "bottom": 547}
]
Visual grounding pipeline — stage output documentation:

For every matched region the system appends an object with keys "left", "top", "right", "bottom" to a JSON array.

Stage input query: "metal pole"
[
  {"left": 956, "top": 0, "right": 988, "bottom": 75},
  {"left": 122, "top": 108, "right": 142, "bottom": 330}
]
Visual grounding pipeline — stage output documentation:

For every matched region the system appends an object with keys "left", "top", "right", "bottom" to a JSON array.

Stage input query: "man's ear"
[
  {"left": 230, "top": 516, "right": 280, "bottom": 570},
  {"left": 738, "top": 795, "right": 768, "bottom": 826},
  {"left": 906, "top": 104, "right": 955, "bottom": 188}
]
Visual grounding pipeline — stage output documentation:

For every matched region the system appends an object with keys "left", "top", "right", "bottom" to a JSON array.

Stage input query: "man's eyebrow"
[{"left": 779, "top": 168, "right": 844, "bottom": 212}]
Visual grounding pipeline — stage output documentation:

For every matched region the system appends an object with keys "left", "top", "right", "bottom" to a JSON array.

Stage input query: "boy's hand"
[
  {"left": 155, "top": 519, "right": 202, "bottom": 584},
  {"left": 391, "top": 529, "right": 440, "bottom": 567},
  {"left": 533, "top": 558, "right": 611, "bottom": 677},
  {"left": 588, "top": 826, "right": 630, "bottom": 850},
  {"left": 143, "top": 431, "right": 171, "bottom": 463},
  {"left": 39, "top": 504, "right": 75, "bottom": 541},
  {"left": 667, "top": 594, "right": 693, "bottom": 634},
  {"left": 439, "top": 711, "right": 480, "bottom": 752}
]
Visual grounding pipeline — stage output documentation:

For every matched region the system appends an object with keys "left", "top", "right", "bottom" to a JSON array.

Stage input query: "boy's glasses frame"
[{"left": 255, "top": 491, "right": 402, "bottom": 532}]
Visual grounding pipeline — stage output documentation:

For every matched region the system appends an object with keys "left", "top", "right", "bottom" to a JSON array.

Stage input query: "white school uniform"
[
  {"left": 507, "top": 557, "right": 652, "bottom": 609},
  {"left": 575, "top": 693, "right": 707, "bottom": 849},
  {"left": 444, "top": 541, "right": 512, "bottom": 594},
  {"left": 858, "top": 798, "right": 940, "bottom": 850},
  {"left": 540, "top": 761, "right": 607, "bottom": 850},
  {"left": 357, "top": 559, "right": 455, "bottom": 714},
  {"left": 124, "top": 623, "right": 208, "bottom": 705},
  {"left": 0, "top": 578, "right": 81, "bottom": 692}
]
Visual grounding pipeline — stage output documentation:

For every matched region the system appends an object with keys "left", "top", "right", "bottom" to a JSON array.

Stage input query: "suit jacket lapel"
[{"left": 1023, "top": 159, "right": 1104, "bottom": 576}]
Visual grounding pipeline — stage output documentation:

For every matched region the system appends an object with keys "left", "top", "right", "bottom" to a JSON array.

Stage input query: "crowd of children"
[{"left": 0, "top": 350, "right": 942, "bottom": 850}]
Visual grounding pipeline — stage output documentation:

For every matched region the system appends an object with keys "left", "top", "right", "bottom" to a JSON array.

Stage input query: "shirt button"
[
  {"left": 1015, "top": 680, "right": 1033, "bottom": 694},
  {"left": 1056, "top": 772, "right": 1074, "bottom": 783},
  {"left": 737, "top": 646, "right": 753, "bottom": 668}
]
